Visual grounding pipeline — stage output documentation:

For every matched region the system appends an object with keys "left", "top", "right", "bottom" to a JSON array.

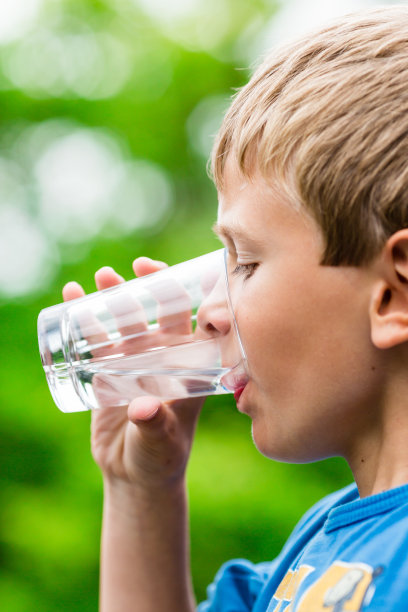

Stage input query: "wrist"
[
  {"left": 99, "top": 467, "right": 194, "bottom": 612},
  {"left": 102, "top": 473, "right": 187, "bottom": 516}
]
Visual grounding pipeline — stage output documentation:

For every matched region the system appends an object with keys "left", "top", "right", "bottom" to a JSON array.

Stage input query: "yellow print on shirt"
[
  {"left": 273, "top": 561, "right": 382, "bottom": 611},
  {"left": 273, "top": 565, "right": 314, "bottom": 611}
]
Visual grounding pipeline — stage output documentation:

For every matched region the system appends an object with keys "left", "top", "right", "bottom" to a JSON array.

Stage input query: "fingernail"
[
  {"left": 143, "top": 403, "right": 160, "bottom": 420},
  {"left": 129, "top": 397, "right": 161, "bottom": 421},
  {"left": 134, "top": 256, "right": 153, "bottom": 264}
]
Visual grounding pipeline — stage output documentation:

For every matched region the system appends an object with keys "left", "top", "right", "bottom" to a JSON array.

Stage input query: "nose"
[{"left": 196, "top": 278, "right": 232, "bottom": 338}]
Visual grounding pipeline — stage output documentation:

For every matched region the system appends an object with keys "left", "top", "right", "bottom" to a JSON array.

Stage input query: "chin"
[
  {"left": 251, "top": 424, "right": 326, "bottom": 464},
  {"left": 251, "top": 425, "right": 283, "bottom": 460}
]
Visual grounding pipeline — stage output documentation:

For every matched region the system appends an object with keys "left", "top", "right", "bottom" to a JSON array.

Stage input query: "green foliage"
[{"left": 0, "top": 0, "right": 352, "bottom": 609}]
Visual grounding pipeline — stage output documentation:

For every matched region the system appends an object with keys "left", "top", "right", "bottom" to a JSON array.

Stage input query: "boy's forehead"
[
  {"left": 215, "top": 156, "right": 324, "bottom": 250},
  {"left": 215, "top": 183, "right": 267, "bottom": 245},
  {"left": 217, "top": 153, "right": 298, "bottom": 213},
  {"left": 216, "top": 158, "right": 285, "bottom": 222},
  {"left": 218, "top": 154, "right": 258, "bottom": 195}
]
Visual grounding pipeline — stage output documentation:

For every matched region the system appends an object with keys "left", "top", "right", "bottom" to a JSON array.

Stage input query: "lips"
[
  {"left": 234, "top": 385, "right": 246, "bottom": 403},
  {"left": 219, "top": 363, "right": 249, "bottom": 405}
]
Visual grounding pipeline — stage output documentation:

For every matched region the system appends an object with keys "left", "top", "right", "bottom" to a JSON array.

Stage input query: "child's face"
[{"left": 215, "top": 159, "right": 384, "bottom": 463}]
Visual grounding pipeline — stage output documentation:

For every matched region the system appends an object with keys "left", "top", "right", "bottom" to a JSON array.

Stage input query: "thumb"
[
  {"left": 128, "top": 396, "right": 175, "bottom": 444},
  {"left": 127, "top": 396, "right": 164, "bottom": 424}
]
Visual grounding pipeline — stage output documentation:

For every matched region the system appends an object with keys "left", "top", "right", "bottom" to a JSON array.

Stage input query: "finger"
[
  {"left": 128, "top": 397, "right": 204, "bottom": 446},
  {"left": 148, "top": 277, "right": 192, "bottom": 335},
  {"left": 95, "top": 266, "right": 125, "bottom": 291},
  {"left": 128, "top": 396, "right": 162, "bottom": 423},
  {"left": 134, "top": 259, "right": 191, "bottom": 335},
  {"left": 70, "top": 304, "right": 111, "bottom": 358},
  {"left": 62, "top": 280, "right": 110, "bottom": 358},
  {"left": 133, "top": 257, "right": 167, "bottom": 278},
  {"left": 103, "top": 258, "right": 167, "bottom": 349},
  {"left": 128, "top": 396, "right": 203, "bottom": 447},
  {"left": 96, "top": 266, "right": 149, "bottom": 343},
  {"left": 107, "top": 293, "right": 149, "bottom": 345},
  {"left": 63, "top": 281, "right": 86, "bottom": 302}
]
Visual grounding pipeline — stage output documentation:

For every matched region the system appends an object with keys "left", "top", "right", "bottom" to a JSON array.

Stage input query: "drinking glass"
[{"left": 38, "top": 249, "right": 248, "bottom": 413}]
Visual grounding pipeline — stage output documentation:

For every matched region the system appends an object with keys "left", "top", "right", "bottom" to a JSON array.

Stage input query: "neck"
[{"left": 346, "top": 375, "right": 408, "bottom": 498}]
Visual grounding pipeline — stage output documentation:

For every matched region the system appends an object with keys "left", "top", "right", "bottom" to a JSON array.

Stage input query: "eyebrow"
[{"left": 212, "top": 222, "right": 261, "bottom": 247}]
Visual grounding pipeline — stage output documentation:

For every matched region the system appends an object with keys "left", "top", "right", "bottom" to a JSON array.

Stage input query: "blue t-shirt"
[{"left": 198, "top": 483, "right": 408, "bottom": 611}]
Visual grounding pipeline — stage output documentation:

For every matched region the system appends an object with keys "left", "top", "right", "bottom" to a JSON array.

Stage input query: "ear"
[{"left": 370, "top": 230, "right": 408, "bottom": 349}]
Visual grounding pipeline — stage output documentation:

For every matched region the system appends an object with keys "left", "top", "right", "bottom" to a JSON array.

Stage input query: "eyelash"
[{"left": 232, "top": 263, "right": 258, "bottom": 280}]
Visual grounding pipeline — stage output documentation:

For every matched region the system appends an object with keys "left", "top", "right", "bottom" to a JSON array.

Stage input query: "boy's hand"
[{"left": 63, "top": 259, "right": 204, "bottom": 491}]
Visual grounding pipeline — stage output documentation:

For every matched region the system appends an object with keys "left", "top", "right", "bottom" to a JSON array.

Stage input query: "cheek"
[
  {"left": 232, "top": 271, "right": 307, "bottom": 368},
  {"left": 231, "top": 268, "right": 364, "bottom": 392}
]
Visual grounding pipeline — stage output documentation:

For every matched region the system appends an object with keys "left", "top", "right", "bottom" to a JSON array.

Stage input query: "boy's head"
[
  {"left": 209, "top": 7, "right": 408, "bottom": 475},
  {"left": 212, "top": 6, "right": 408, "bottom": 267}
]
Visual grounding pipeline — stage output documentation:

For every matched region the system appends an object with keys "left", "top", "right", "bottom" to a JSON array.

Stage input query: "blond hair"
[{"left": 211, "top": 6, "right": 408, "bottom": 265}]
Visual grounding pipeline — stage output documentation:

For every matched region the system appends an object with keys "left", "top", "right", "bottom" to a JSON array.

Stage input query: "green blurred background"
[{"left": 0, "top": 0, "right": 384, "bottom": 608}]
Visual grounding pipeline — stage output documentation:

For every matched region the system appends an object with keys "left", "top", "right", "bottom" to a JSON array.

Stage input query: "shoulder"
[{"left": 197, "top": 485, "right": 357, "bottom": 611}]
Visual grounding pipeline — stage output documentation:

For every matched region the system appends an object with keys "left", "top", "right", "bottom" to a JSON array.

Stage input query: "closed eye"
[{"left": 232, "top": 263, "right": 258, "bottom": 280}]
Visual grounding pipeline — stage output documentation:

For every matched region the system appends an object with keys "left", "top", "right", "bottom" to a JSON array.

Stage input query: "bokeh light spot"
[
  {"left": 35, "top": 129, "right": 121, "bottom": 242},
  {"left": 0, "top": 0, "right": 43, "bottom": 45},
  {"left": 186, "top": 94, "right": 230, "bottom": 159},
  {"left": 0, "top": 119, "right": 174, "bottom": 297},
  {"left": 108, "top": 160, "right": 173, "bottom": 236},
  {"left": 0, "top": 206, "right": 56, "bottom": 298},
  {"left": 2, "top": 23, "right": 132, "bottom": 99},
  {"left": 136, "top": 0, "right": 231, "bottom": 51}
]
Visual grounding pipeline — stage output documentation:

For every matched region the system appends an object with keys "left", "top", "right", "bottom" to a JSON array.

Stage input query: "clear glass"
[{"left": 38, "top": 249, "right": 248, "bottom": 413}]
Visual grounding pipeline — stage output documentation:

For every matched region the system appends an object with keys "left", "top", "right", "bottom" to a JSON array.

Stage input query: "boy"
[{"left": 64, "top": 5, "right": 408, "bottom": 610}]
